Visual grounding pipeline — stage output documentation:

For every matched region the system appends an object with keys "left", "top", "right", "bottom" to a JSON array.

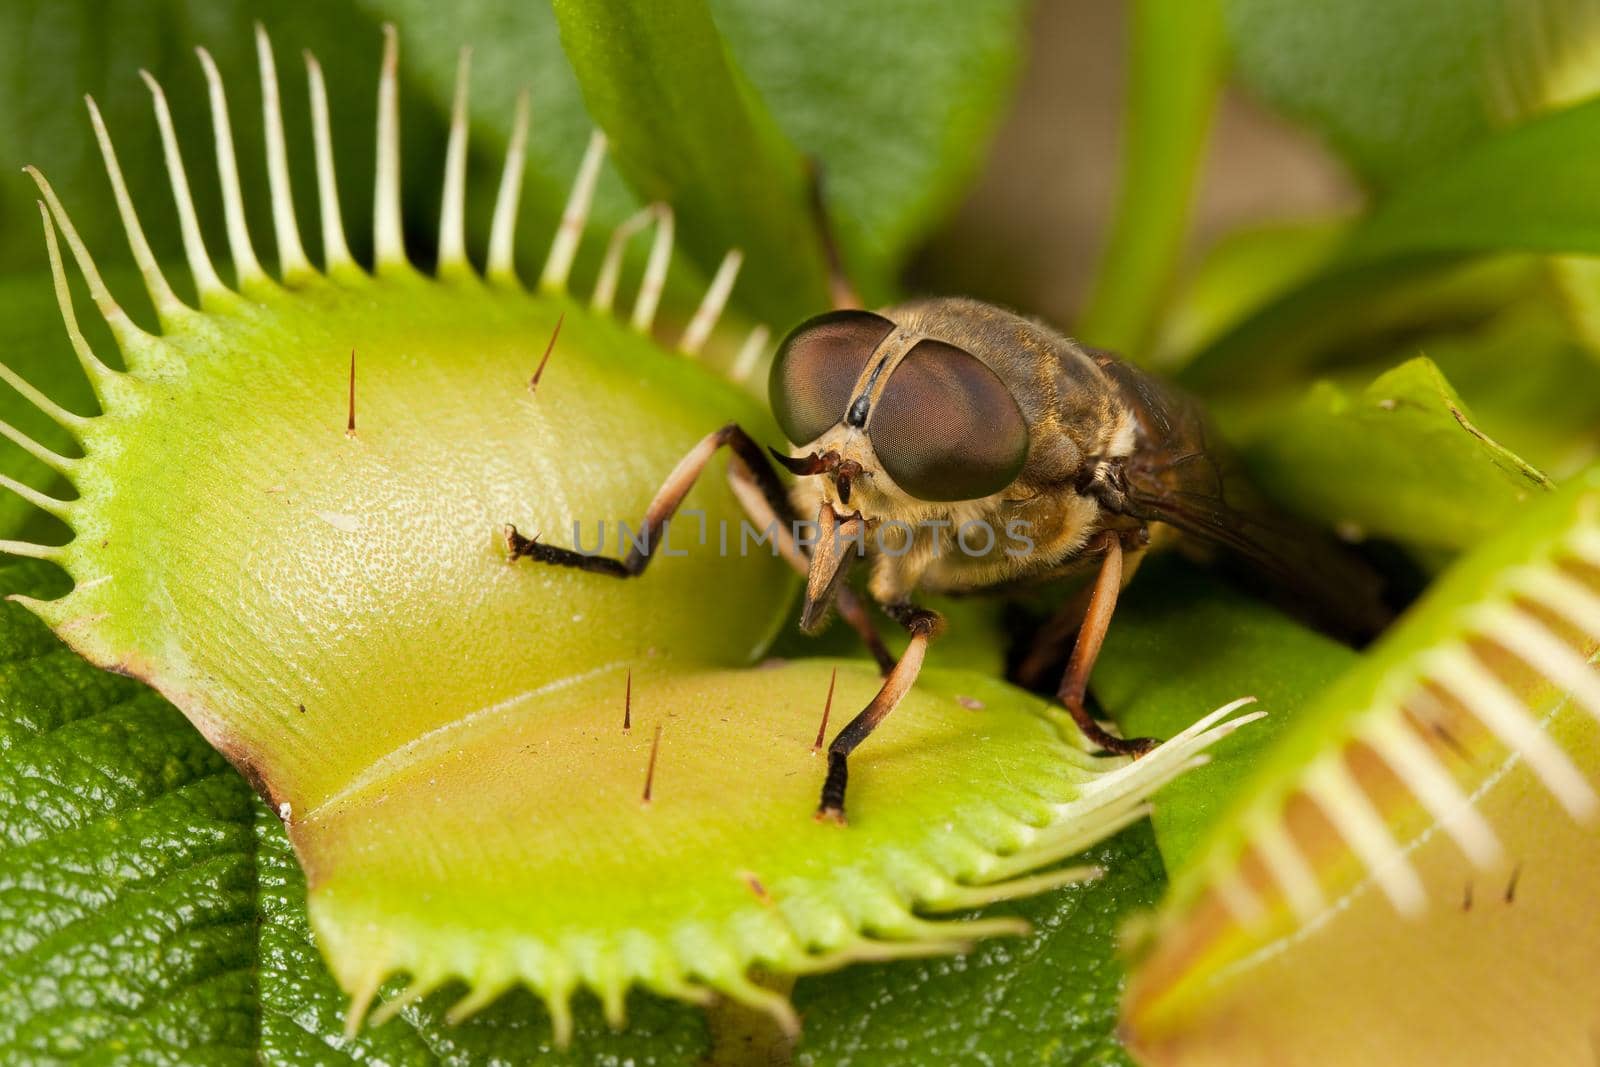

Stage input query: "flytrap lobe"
[
  {"left": 1125, "top": 467, "right": 1600, "bottom": 1062},
  {"left": 8, "top": 25, "right": 1256, "bottom": 1044}
]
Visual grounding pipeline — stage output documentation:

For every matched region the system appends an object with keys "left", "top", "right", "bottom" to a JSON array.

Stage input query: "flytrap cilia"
[
  {"left": 508, "top": 227, "right": 1392, "bottom": 822},
  {"left": 7, "top": 22, "right": 1287, "bottom": 1038}
]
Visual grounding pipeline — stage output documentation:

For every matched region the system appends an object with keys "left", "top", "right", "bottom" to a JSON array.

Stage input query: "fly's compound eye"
[
  {"left": 869, "top": 339, "right": 1028, "bottom": 501},
  {"left": 769, "top": 309, "right": 896, "bottom": 446}
]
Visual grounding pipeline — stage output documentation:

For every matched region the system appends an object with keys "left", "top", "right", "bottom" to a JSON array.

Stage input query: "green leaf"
[
  {"left": 793, "top": 825, "right": 1164, "bottom": 1067},
  {"left": 1338, "top": 96, "right": 1600, "bottom": 267},
  {"left": 0, "top": 567, "right": 261, "bottom": 1064},
  {"left": 1224, "top": 0, "right": 1507, "bottom": 186},
  {"left": 551, "top": 0, "right": 831, "bottom": 327},
  {"left": 1078, "top": 0, "right": 1225, "bottom": 358},
  {"left": 1420, "top": 302, "right": 1600, "bottom": 478},
  {"left": 1152, "top": 220, "right": 1344, "bottom": 369},
  {"left": 1183, "top": 96, "right": 1600, "bottom": 386},
  {"left": 1239, "top": 357, "right": 1551, "bottom": 552},
  {"left": 708, "top": 0, "right": 1027, "bottom": 304},
  {"left": 1094, "top": 559, "right": 1356, "bottom": 875}
]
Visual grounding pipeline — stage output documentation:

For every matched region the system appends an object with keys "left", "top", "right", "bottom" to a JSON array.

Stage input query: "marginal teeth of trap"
[
  {"left": 1156, "top": 496, "right": 1600, "bottom": 940},
  {"left": 487, "top": 89, "right": 531, "bottom": 284},
  {"left": 1078, "top": 697, "right": 1263, "bottom": 805},
  {"left": 593, "top": 204, "right": 670, "bottom": 314},
  {"left": 0, "top": 417, "right": 76, "bottom": 477},
  {"left": 1361, "top": 709, "right": 1503, "bottom": 867},
  {"left": 304, "top": 52, "right": 357, "bottom": 277},
  {"left": 1513, "top": 564, "right": 1600, "bottom": 638},
  {"left": 373, "top": 24, "right": 407, "bottom": 273},
  {"left": 197, "top": 46, "right": 268, "bottom": 288},
  {"left": 28, "top": 171, "right": 139, "bottom": 345},
  {"left": 34, "top": 199, "right": 117, "bottom": 390},
  {"left": 437, "top": 46, "right": 473, "bottom": 277},
  {"left": 0, "top": 364, "right": 86, "bottom": 432},
  {"left": 1205, "top": 852, "right": 1266, "bottom": 925},
  {"left": 1569, "top": 523, "right": 1600, "bottom": 568},
  {"left": 1474, "top": 602, "right": 1600, "bottom": 726},
  {"left": 681, "top": 249, "right": 744, "bottom": 356},
  {"left": 1425, "top": 645, "right": 1598, "bottom": 820},
  {"left": 730, "top": 323, "right": 771, "bottom": 385},
  {"left": 1303, "top": 755, "right": 1427, "bottom": 917},
  {"left": 542, "top": 130, "right": 608, "bottom": 294},
  {"left": 84, "top": 95, "right": 183, "bottom": 318},
  {"left": 142, "top": 69, "right": 230, "bottom": 300},
  {"left": 1249, "top": 813, "right": 1325, "bottom": 925},
  {"left": 254, "top": 23, "right": 313, "bottom": 282}
]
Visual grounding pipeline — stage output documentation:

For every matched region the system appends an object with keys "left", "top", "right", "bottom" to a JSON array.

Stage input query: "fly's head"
[{"left": 768, "top": 307, "right": 1031, "bottom": 629}]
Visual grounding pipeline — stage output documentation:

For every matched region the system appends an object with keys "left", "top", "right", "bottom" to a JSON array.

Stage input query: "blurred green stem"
[{"left": 1078, "top": 0, "right": 1225, "bottom": 359}]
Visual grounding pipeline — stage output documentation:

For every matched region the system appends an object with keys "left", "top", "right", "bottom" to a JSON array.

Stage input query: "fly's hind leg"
[
  {"left": 817, "top": 601, "right": 944, "bottom": 824},
  {"left": 506, "top": 422, "right": 892, "bottom": 671},
  {"left": 1056, "top": 530, "right": 1159, "bottom": 757}
]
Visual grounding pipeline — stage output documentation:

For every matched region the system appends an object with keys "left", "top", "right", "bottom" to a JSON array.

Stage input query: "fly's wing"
[{"left": 1088, "top": 350, "right": 1391, "bottom": 641}]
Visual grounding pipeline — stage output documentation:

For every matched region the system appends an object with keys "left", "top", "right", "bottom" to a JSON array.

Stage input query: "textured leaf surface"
[{"left": 0, "top": 565, "right": 260, "bottom": 1065}]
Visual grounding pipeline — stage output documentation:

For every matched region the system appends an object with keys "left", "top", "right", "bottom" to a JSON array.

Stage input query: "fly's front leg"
[
  {"left": 1056, "top": 530, "right": 1159, "bottom": 756},
  {"left": 506, "top": 422, "right": 759, "bottom": 576},
  {"left": 506, "top": 421, "right": 893, "bottom": 670},
  {"left": 817, "top": 601, "right": 944, "bottom": 824}
]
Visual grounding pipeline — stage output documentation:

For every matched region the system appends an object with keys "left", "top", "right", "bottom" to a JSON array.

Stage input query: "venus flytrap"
[
  {"left": 1124, "top": 465, "right": 1600, "bottom": 1063},
  {"left": 3, "top": 26, "right": 1255, "bottom": 1043}
]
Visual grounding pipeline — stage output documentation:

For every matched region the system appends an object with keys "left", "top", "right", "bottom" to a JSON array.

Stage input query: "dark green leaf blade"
[
  {"left": 551, "top": 0, "right": 830, "bottom": 327},
  {"left": 708, "top": 0, "right": 1027, "bottom": 305},
  {"left": 1339, "top": 96, "right": 1600, "bottom": 267},
  {"left": 0, "top": 562, "right": 261, "bottom": 1065}
]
